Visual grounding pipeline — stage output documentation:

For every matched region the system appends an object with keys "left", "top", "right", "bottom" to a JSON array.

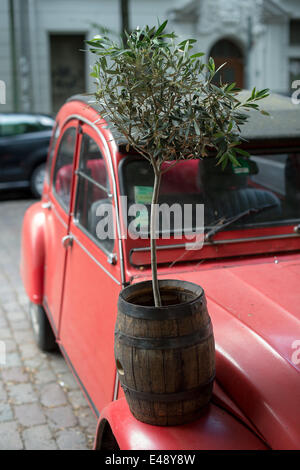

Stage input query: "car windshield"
[{"left": 120, "top": 152, "right": 300, "bottom": 236}]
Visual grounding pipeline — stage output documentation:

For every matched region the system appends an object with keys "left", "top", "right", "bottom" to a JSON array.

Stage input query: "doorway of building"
[
  {"left": 50, "top": 34, "right": 86, "bottom": 113},
  {"left": 209, "top": 39, "right": 244, "bottom": 88}
]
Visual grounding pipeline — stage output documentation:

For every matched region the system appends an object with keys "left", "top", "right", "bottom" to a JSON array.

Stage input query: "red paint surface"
[
  {"left": 20, "top": 98, "right": 300, "bottom": 450},
  {"left": 98, "top": 398, "right": 268, "bottom": 450}
]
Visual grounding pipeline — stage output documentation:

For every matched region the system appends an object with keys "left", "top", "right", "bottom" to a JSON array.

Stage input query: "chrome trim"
[
  {"left": 41, "top": 201, "right": 52, "bottom": 210},
  {"left": 52, "top": 203, "right": 68, "bottom": 229},
  {"left": 60, "top": 113, "right": 126, "bottom": 286},
  {"left": 206, "top": 233, "right": 300, "bottom": 245},
  {"left": 61, "top": 234, "right": 73, "bottom": 249},
  {"left": 294, "top": 224, "right": 300, "bottom": 234},
  {"left": 73, "top": 218, "right": 115, "bottom": 258},
  {"left": 113, "top": 374, "right": 119, "bottom": 401},
  {"left": 75, "top": 169, "right": 112, "bottom": 198},
  {"left": 107, "top": 252, "right": 118, "bottom": 265},
  {"left": 72, "top": 234, "right": 121, "bottom": 285},
  {"left": 130, "top": 232, "right": 300, "bottom": 254}
]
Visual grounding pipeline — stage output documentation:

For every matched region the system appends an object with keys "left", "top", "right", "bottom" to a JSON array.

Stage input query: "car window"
[
  {"left": 74, "top": 133, "right": 114, "bottom": 253},
  {"left": 0, "top": 114, "right": 53, "bottom": 137},
  {"left": 53, "top": 127, "right": 77, "bottom": 211}
]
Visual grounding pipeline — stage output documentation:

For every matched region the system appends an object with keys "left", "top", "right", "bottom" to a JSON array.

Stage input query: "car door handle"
[
  {"left": 107, "top": 253, "right": 117, "bottom": 265},
  {"left": 62, "top": 235, "right": 73, "bottom": 249}
]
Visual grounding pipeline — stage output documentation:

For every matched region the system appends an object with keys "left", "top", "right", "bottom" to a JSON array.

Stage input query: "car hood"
[{"left": 152, "top": 256, "right": 300, "bottom": 449}]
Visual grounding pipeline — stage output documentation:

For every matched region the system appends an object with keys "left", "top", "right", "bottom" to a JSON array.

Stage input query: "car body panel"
[
  {"left": 20, "top": 95, "right": 300, "bottom": 450},
  {"left": 42, "top": 119, "right": 80, "bottom": 332},
  {"left": 58, "top": 121, "right": 122, "bottom": 414},
  {"left": 97, "top": 397, "right": 268, "bottom": 450},
  {"left": 130, "top": 256, "right": 300, "bottom": 449},
  {"left": 20, "top": 202, "right": 46, "bottom": 304}
]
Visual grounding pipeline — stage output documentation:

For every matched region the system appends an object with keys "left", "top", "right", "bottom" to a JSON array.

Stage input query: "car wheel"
[
  {"left": 29, "top": 302, "right": 57, "bottom": 352},
  {"left": 30, "top": 163, "right": 46, "bottom": 198}
]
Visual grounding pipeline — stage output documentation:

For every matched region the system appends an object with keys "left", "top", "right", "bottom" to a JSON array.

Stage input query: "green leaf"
[
  {"left": 215, "top": 62, "right": 227, "bottom": 75},
  {"left": 190, "top": 52, "right": 205, "bottom": 59},
  {"left": 228, "top": 151, "right": 240, "bottom": 167},
  {"left": 216, "top": 152, "right": 229, "bottom": 170},
  {"left": 86, "top": 40, "right": 105, "bottom": 49},
  {"left": 208, "top": 57, "right": 215, "bottom": 73},
  {"left": 193, "top": 120, "right": 201, "bottom": 135},
  {"left": 216, "top": 151, "right": 227, "bottom": 166},
  {"left": 213, "top": 132, "right": 224, "bottom": 139},
  {"left": 183, "top": 40, "right": 190, "bottom": 57},
  {"left": 243, "top": 103, "right": 259, "bottom": 109},
  {"left": 235, "top": 148, "right": 250, "bottom": 157},
  {"left": 225, "top": 82, "right": 236, "bottom": 93},
  {"left": 155, "top": 20, "right": 168, "bottom": 37},
  {"left": 88, "top": 21, "right": 269, "bottom": 181},
  {"left": 105, "top": 69, "right": 119, "bottom": 75},
  {"left": 160, "top": 33, "right": 177, "bottom": 39},
  {"left": 260, "top": 109, "right": 270, "bottom": 116}
]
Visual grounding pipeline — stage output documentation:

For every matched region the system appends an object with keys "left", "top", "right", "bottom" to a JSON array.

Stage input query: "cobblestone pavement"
[{"left": 0, "top": 192, "right": 96, "bottom": 450}]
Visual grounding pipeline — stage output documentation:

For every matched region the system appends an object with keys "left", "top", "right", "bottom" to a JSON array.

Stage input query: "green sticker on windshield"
[
  {"left": 134, "top": 186, "right": 153, "bottom": 204},
  {"left": 232, "top": 159, "right": 250, "bottom": 175},
  {"left": 135, "top": 208, "right": 149, "bottom": 228}
]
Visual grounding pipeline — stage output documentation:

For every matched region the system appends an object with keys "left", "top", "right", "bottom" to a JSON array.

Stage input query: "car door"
[
  {"left": 59, "top": 123, "right": 122, "bottom": 415},
  {"left": 43, "top": 119, "right": 80, "bottom": 334}
]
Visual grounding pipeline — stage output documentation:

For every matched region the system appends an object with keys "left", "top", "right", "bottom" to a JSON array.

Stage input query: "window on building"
[
  {"left": 209, "top": 39, "right": 244, "bottom": 88},
  {"left": 53, "top": 127, "right": 77, "bottom": 211},
  {"left": 74, "top": 133, "right": 114, "bottom": 253},
  {"left": 50, "top": 34, "right": 86, "bottom": 113},
  {"left": 290, "top": 20, "right": 300, "bottom": 45}
]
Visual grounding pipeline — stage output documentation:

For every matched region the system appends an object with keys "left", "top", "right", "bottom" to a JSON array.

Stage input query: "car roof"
[
  {"left": 67, "top": 94, "right": 128, "bottom": 148},
  {"left": 67, "top": 91, "right": 300, "bottom": 148},
  {"left": 237, "top": 91, "right": 300, "bottom": 141}
]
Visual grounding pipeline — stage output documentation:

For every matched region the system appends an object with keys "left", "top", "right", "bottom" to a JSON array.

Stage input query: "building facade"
[
  {"left": 0, "top": 0, "right": 182, "bottom": 114},
  {"left": 0, "top": 0, "right": 299, "bottom": 115},
  {"left": 170, "top": 0, "right": 300, "bottom": 95}
]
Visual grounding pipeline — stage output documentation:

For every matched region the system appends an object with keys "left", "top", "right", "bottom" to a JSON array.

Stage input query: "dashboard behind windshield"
[{"left": 120, "top": 152, "right": 300, "bottom": 235}]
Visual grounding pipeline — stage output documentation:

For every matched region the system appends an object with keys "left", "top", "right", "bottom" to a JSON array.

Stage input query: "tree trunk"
[
  {"left": 150, "top": 171, "right": 162, "bottom": 307},
  {"left": 120, "top": 0, "right": 130, "bottom": 45}
]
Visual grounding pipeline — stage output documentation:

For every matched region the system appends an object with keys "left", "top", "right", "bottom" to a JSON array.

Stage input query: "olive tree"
[{"left": 88, "top": 21, "right": 268, "bottom": 307}]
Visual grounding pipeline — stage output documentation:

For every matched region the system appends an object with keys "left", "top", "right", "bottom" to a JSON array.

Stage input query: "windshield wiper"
[{"left": 204, "top": 203, "right": 278, "bottom": 242}]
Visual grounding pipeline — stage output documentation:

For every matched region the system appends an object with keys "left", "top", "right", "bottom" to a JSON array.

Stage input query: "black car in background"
[{"left": 0, "top": 113, "right": 55, "bottom": 197}]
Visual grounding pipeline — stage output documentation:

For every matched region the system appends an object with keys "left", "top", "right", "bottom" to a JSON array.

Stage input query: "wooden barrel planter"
[{"left": 114, "top": 279, "right": 215, "bottom": 426}]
